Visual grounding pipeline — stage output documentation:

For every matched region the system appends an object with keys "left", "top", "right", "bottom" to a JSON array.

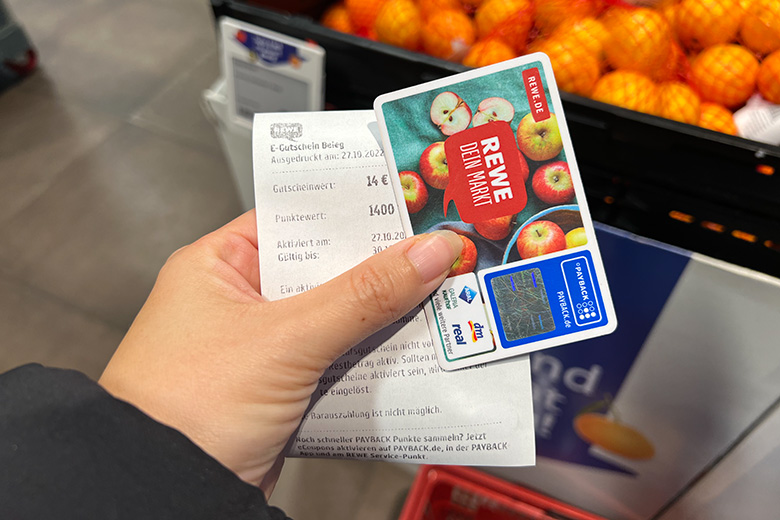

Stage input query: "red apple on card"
[
  {"left": 399, "top": 170, "right": 428, "bottom": 214},
  {"left": 516, "top": 220, "right": 566, "bottom": 259},
  {"left": 419, "top": 141, "right": 449, "bottom": 189},
  {"left": 532, "top": 161, "right": 574, "bottom": 204},
  {"left": 430, "top": 91, "right": 472, "bottom": 135},
  {"left": 472, "top": 97, "right": 515, "bottom": 127},
  {"left": 516, "top": 113, "right": 563, "bottom": 161},
  {"left": 474, "top": 214, "right": 515, "bottom": 240},
  {"left": 449, "top": 235, "right": 478, "bottom": 277}
]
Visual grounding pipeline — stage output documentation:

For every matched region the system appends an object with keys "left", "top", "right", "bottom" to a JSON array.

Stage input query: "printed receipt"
[{"left": 253, "top": 111, "right": 535, "bottom": 466}]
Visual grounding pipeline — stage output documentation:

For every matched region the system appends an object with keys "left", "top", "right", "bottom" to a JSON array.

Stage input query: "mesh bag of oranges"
[{"left": 320, "top": 0, "right": 780, "bottom": 139}]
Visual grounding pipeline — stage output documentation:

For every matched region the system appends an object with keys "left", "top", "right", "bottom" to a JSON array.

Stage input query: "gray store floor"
[{"left": 0, "top": 0, "right": 413, "bottom": 517}]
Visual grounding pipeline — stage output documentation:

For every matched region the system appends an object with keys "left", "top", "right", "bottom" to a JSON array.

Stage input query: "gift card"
[{"left": 374, "top": 53, "right": 617, "bottom": 370}]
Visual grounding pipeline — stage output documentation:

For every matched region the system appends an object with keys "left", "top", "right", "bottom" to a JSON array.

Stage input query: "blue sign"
[
  {"left": 235, "top": 30, "right": 305, "bottom": 67},
  {"left": 531, "top": 224, "right": 691, "bottom": 474}
]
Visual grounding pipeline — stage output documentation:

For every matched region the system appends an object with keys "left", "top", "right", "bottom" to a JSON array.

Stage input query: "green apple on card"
[{"left": 374, "top": 53, "right": 617, "bottom": 371}]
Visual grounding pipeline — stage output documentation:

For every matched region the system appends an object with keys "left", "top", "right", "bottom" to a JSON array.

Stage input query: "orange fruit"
[
  {"left": 602, "top": 8, "right": 674, "bottom": 81},
  {"left": 374, "top": 0, "right": 422, "bottom": 50},
  {"left": 591, "top": 70, "right": 660, "bottom": 115},
  {"left": 535, "top": 0, "right": 603, "bottom": 35},
  {"left": 321, "top": 4, "right": 354, "bottom": 34},
  {"left": 757, "top": 49, "right": 780, "bottom": 103},
  {"left": 698, "top": 102, "right": 738, "bottom": 134},
  {"left": 355, "top": 26, "right": 379, "bottom": 40},
  {"left": 657, "top": 81, "right": 701, "bottom": 124},
  {"left": 690, "top": 44, "right": 759, "bottom": 107},
  {"left": 574, "top": 413, "right": 655, "bottom": 460},
  {"left": 740, "top": 0, "right": 780, "bottom": 55},
  {"left": 422, "top": 9, "right": 476, "bottom": 60},
  {"left": 657, "top": 0, "right": 681, "bottom": 32},
  {"left": 345, "top": 0, "right": 387, "bottom": 30},
  {"left": 533, "top": 35, "right": 601, "bottom": 96},
  {"left": 676, "top": 0, "right": 744, "bottom": 51},
  {"left": 461, "top": 0, "right": 487, "bottom": 11},
  {"left": 475, "top": 0, "right": 535, "bottom": 52},
  {"left": 418, "top": 0, "right": 463, "bottom": 19},
  {"left": 654, "top": 42, "right": 692, "bottom": 82},
  {"left": 551, "top": 17, "right": 608, "bottom": 62},
  {"left": 462, "top": 38, "right": 517, "bottom": 67}
]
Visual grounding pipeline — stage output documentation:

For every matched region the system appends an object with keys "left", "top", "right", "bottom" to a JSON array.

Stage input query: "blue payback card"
[{"left": 374, "top": 53, "right": 617, "bottom": 370}]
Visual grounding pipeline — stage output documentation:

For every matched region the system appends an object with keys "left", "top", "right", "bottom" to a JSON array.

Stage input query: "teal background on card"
[{"left": 381, "top": 61, "right": 573, "bottom": 236}]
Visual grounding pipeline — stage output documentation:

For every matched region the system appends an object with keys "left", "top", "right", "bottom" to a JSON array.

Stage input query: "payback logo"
[
  {"left": 459, "top": 285, "right": 477, "bottom": 304},
  {"left": 235, "top": 30, "right": 305, "bottom": 68}
]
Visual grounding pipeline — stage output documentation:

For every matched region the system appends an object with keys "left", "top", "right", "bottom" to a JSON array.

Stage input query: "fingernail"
[{"left": 406, "top": 231, "right": 463, "bottom": 284}]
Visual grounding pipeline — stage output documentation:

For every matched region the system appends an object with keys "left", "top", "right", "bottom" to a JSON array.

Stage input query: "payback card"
[{"left": 374, "top": 53, "right": 617, "bottom": 370}]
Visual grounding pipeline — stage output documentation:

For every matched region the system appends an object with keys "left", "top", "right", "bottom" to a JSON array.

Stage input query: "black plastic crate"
[{"left": 212, "top": 0, "right": 780, "bottom": 277}]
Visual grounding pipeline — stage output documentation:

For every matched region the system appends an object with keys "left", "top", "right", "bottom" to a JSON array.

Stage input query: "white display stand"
[{"left": 202, "top": 79, "right": 254, "bottom": 211}]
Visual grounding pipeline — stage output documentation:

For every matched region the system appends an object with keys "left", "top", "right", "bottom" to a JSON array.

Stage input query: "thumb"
[{"left": 274, "top": 230, "right": 463, "bottom": 367}]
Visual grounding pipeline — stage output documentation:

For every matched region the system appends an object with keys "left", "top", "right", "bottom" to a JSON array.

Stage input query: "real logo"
[{"left": 452, "top": 323, "right": 467, "bottom": 345}]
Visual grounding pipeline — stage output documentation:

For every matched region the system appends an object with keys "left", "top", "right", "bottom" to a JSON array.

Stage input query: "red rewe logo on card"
[
  {"left": 523, "top": 68, "right": 550, "bottom": 122},
  {"left": 443, "top": 121, "right": 528, "bottom": 224}
]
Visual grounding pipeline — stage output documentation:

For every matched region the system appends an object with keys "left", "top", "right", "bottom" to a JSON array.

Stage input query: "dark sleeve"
[{"left": 0, "top": 364, "right": 290, "bottom": 520}]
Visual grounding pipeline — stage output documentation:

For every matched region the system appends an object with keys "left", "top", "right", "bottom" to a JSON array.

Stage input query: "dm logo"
[
  {"left": 453, "top": 321, "right": 484, "bottom": 345},
  {"left": 469, "top": 321, "right": 485, "bottom": 341},
  {"left": 459, "top": 286, "right": 477, "bottom": 304}
]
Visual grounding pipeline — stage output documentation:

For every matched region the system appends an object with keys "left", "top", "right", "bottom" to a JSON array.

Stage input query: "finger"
[
  {"left": 214, "top": 209, "right": 258, "bottom": 249},
  {"left": 192, "top": 210, "right": 262, "bottom": 294},
  {"left": 275, "top": 230, "right": 463, "bottom": 366}
]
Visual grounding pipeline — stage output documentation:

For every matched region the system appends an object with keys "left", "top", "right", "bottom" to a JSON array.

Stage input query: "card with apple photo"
[{"left": 375, "top": 53, "right": 617, "bottom": 371}]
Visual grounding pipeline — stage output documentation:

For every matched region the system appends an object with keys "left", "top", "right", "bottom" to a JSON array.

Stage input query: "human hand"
[{"left": 99, "top": 210, "right": 461, "bottom": 496}]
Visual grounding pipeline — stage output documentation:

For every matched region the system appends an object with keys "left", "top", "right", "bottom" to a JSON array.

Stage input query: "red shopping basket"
[{"left": 399, "top": 466, "right": 606, "bottom": 520}]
